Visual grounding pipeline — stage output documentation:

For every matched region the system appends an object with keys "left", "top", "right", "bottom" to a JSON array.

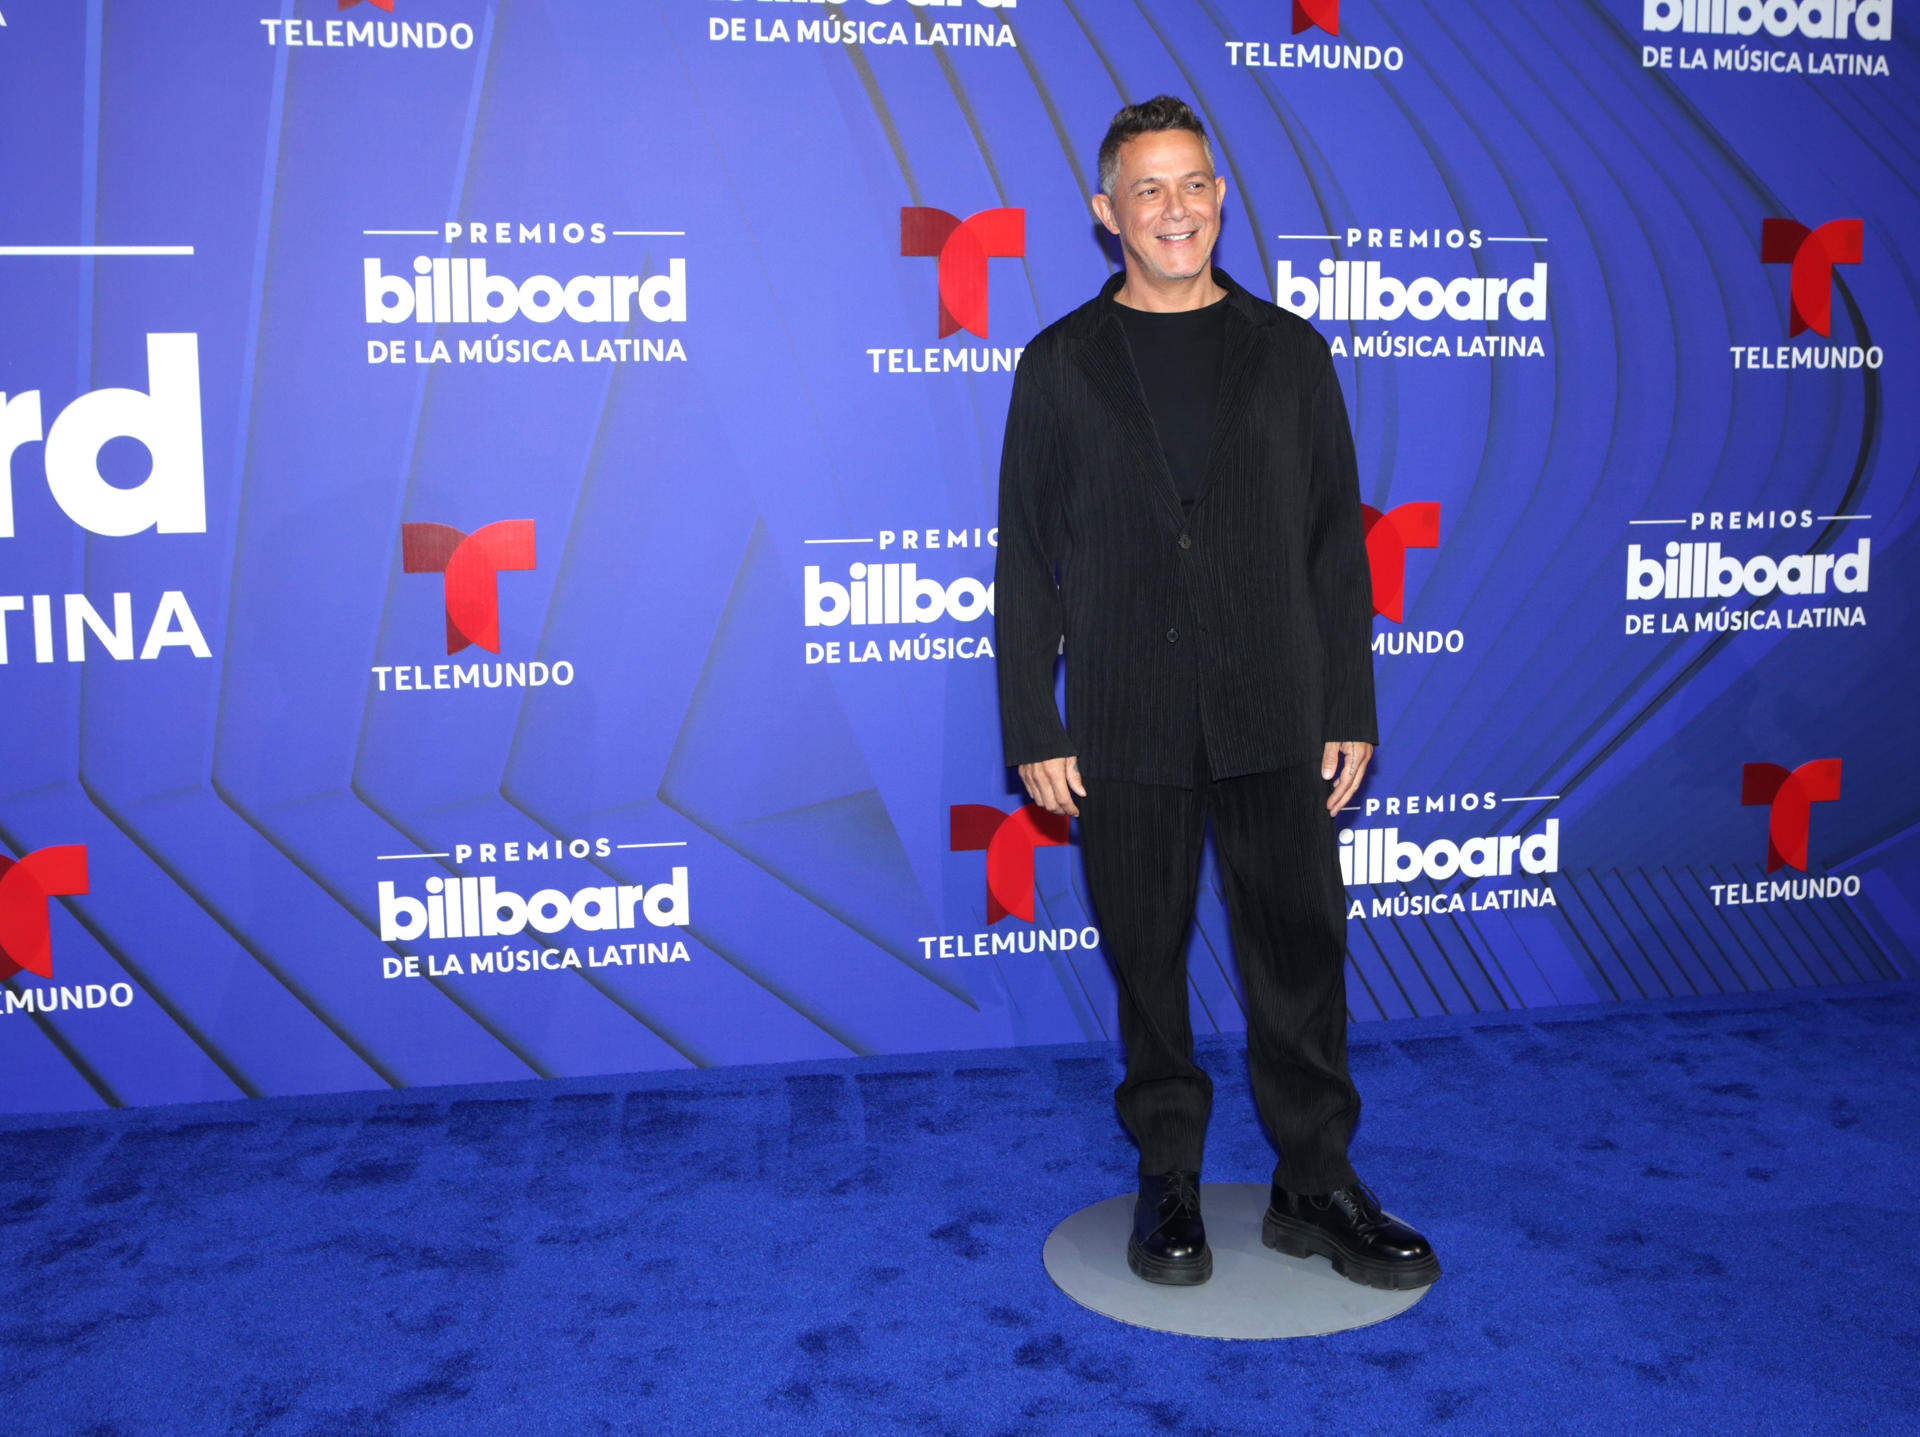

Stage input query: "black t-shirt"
[{"left": 1112, "top": 295, "right": 1228, "bottom": 508}]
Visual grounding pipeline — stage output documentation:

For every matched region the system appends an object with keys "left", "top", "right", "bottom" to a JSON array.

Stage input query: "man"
[{"left": 994, "top": 97, "right": 1438, "bottom": 1292}]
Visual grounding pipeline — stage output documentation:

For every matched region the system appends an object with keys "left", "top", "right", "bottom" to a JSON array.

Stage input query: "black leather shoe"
[
  {"left": 1262, "top": 1179, "right": 1440, "bottom": 1290},
  {"left": 1128, "top": 1170, "right": 1212, "bottom": 1285}
]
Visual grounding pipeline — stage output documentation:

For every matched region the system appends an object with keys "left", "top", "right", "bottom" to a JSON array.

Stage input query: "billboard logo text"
[
  {"left": 379, "top": 870, "right": 690, "bottom": 943},
  {"left": 364, "top": 257, "right": 685, "bottom": 326},
  {"left": 0, "top": 334, "right": 205, "bottom": 539},
  {"left": 1644, "top": 1, "right": 1891, "bottom": 41}
]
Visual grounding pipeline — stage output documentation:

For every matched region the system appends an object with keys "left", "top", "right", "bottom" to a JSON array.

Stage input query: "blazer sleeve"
[
  {"left": 994, "top": 349, "right": 1075, "bottom": 767},
  {"left": 1305, "top": 352, "right": 1381, "bottom": 746}
]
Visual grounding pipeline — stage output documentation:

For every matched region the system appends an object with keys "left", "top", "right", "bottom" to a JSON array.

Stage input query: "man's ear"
[{"left": 1090, "top": 192, "right": 1119, "bottom": 236}]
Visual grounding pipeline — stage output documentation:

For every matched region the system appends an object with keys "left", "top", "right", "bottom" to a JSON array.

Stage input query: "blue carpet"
[{"left": 2, "top": 982, "right": 1917, "bottom": 1436}]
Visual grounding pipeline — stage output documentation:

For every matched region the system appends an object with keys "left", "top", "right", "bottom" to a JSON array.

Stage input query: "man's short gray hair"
[{"left": 1097, "top": 95, "right": 1214, "bottom": 196}]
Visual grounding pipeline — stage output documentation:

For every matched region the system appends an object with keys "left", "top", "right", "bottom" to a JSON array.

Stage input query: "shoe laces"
[
  {"left": 1317, "top": 1180, "right": 1383, "bottom": 1232},
  {"left": 1161, "top": 1170, "right": 1201, "bottom": 1217}
]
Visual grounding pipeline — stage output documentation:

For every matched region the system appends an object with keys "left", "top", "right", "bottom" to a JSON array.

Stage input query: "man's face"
[{"left": 1094, "top": 130, "right": 1226, "bottom": 286}]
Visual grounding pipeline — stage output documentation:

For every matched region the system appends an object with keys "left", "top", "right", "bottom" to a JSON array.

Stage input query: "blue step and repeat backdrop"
[{"left": 0, "top": 0, "right": 1913, "bottom": 1111}]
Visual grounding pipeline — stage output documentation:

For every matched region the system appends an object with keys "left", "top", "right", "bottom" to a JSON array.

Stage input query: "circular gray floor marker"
[{"left": 1042, "top": 1183, "right": 1433, "bottom": 1339}]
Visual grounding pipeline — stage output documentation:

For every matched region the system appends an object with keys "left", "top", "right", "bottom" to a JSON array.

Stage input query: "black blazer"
[{"left": 994, "top": 267, "right": 1378, "bottom": 787}]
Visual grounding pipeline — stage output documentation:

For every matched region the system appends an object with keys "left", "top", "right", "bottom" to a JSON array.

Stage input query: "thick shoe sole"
[
  {"left": 1127, "top": 1234, "right": 1213, "bottom": 1286},
  {"left": 1261, "top": 1209, "right": 1442, "bottom": 1291}
]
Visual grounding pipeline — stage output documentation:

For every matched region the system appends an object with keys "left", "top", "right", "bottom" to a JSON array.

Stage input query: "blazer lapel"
[
  {"left": 1069, "top": 308, "right": 1189, "bottom": 532},
  {"left": 1190, "top": 295, "right": 1266, "bottom": 513}
]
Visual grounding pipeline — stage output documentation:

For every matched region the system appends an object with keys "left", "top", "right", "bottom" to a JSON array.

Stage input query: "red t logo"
[
  {"left": 1741, "top": 759, "right": 1842, "bottom": 873},
  {"left": 340, "top": 1, "right": 396, "bottom": 12},
  {"left": 1361, "top": 501, "right": 1441, "bottom": 624},
  {"left": 402, "top": 520, "right": 537, "bottom": 654},
  {"left": 1294, "top": 0, "right": 1340, "bottom": 35},
  {"left": 901, "top": 208, "right": 1026, "bottom": 339},
  {"left": 0, "top": 845, "right": 90, "bottom": 982},
  {"left": 950, "top": 803, "right": 1068, "bottom": 923},
  {"left": 1760, "top": 219, "right": 1863, "bottom": 338}
]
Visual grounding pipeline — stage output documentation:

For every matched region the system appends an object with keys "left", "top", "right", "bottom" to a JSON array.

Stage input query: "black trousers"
[{"left": 1076, "top": 745, "right": 1362, "bottom": 1195}]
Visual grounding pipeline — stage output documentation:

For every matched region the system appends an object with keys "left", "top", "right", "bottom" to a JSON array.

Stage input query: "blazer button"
[
  {"left": 1166, "top": 628, "right": 1179, "bottom": 644},
  {"left": 1178, "top": 533, "right": 1192, "bottom": 550}
]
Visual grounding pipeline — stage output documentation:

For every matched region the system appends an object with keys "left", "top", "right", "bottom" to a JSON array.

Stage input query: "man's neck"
[{"left": 1113, "top": 267, "right": 1226, "bottom": 313}]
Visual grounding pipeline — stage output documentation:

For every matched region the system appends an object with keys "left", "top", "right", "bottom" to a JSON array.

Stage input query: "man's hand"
[
  {"left": 1322, "top": 741, "right": 1373, "bottom": 818},
  {"left": 1019, "top": 756, "right": 1086, "bottom": 818}
]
